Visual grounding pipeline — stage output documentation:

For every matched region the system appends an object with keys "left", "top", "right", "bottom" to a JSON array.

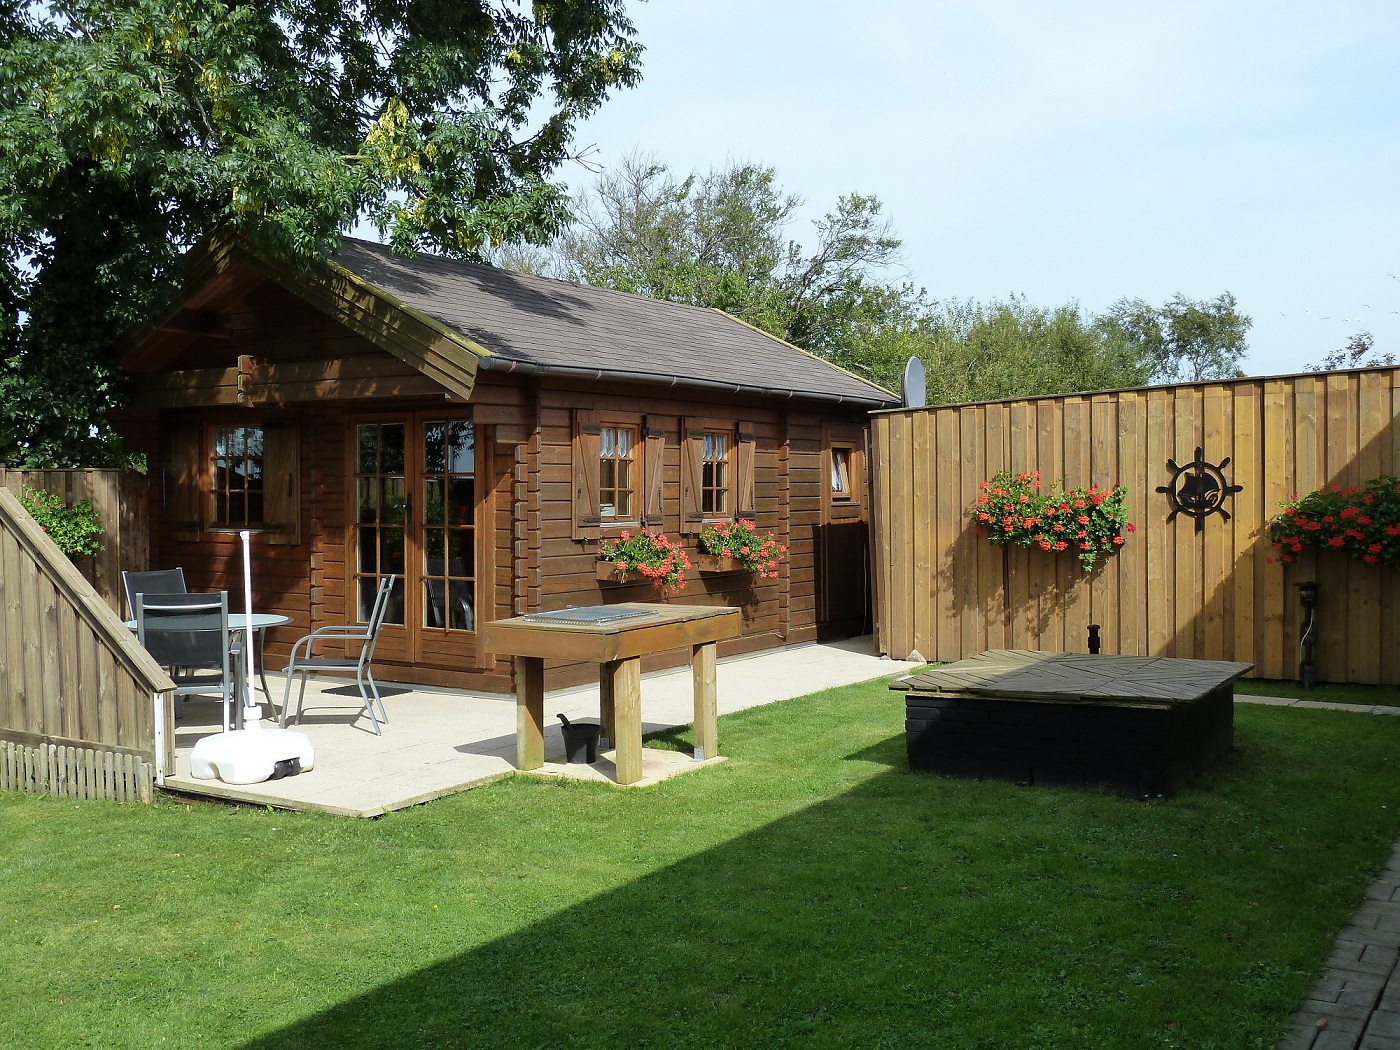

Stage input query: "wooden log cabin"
[{"left": 112, "top": 237, "right": 898, "bottom": 692}]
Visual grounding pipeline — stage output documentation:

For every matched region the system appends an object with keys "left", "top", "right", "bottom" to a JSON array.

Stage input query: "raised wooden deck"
[{"left": 895, "top": 649, "right": 1254, "bottom": 797}]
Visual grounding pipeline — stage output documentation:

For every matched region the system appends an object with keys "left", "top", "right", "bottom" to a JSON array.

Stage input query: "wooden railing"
[
  {"left": 871, "top": 367, "right": 1400, "bottom": 684},
  {"left": 0, "top": 489, "right": 174, "bottom": 802},
  {"left": 0, "top": 468, "right": 150, "bottom": 615}
]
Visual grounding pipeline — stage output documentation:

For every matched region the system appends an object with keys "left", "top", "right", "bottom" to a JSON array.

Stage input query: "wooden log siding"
[
  {"left": 871, "top": 367, "right": 1400, "bottom": 684},
  {"left": 0, "top": 488, "right": 175, "bottom": 802},
  {"left": 0, "top": 468, "right": 150, "bottom": 615}
]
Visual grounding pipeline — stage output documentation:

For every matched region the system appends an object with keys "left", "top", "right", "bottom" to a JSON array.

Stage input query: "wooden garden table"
[{"left": 481, "top": 603, "right": 741, "bottom": 785}]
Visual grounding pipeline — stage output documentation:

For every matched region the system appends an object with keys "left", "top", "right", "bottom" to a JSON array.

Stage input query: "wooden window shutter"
[
  {"left": 168, "top": 425, "right": 203, "bottom": 542},
  {"left": 572, "top": 409, "right": 601, "bottom": 541},
  {"left": 679, "top": 422, "right": 705, "bottom": 535},
  {"left": 261, "top": 420, "right": 300, "bottom": 546},
  {"left": 736, "top": 426, "right": 757, "bottom": 518},
  {"left": 642, "top": 418, "right": 665, "bottom": 526}
]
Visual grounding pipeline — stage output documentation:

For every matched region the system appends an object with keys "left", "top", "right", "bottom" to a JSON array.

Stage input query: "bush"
[{"left": 17, "top": 486, "right": 106, "bottom": 558}]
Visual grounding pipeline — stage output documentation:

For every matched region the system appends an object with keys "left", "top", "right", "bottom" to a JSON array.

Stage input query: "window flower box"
[
  {"left": 695, "top": 553, "right": 748, "bottom": 574},
  {"left": 596, "top": 562, "right": 649, "bottom": 585}
]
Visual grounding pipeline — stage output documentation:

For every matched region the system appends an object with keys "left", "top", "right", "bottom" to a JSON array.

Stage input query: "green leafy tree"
[
  {"left": 1100, "top": 292, "right": 1251, "bottom": 383},
  {"left": 0, "top": 0, "right": 641, "bottom": 465},
  {"left": 914, "top": 296, "right": 1153, "bottom": 405},
  {"left": 1308, "top": 330, "right": 1394, "bottom": 372},
  {"left": 553, "top": 153, "right": 913, "bottom": 376}
]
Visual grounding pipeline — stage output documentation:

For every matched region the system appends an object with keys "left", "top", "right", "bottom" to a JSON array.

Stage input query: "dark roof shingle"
[{"left": 332, "top": 238, "right": 896, "bottom": 407}]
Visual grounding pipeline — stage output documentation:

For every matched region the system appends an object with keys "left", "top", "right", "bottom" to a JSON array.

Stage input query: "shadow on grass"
[{"left": 233, "top": 714, "right": 1396, "bottom": 1050}]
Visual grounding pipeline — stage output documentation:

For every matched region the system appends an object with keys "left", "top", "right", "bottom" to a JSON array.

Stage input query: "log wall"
[{"left": 871, "top": 367, "right": 1400, "bottom": 683}]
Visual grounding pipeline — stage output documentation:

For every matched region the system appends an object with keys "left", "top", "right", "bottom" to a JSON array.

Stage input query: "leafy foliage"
[
  {"left": 547, "top": 152, "right": 917, "bottom": 377},
  {"left": 0, "top": 0, "right": 641, "bottom": 465},
  {"left": 1100, "top": 292, "right": 1251, "bottom": 383},
  {"left": 597, "top": 527, "right": 691, "bottom": 591},
  {"left": 915, "top": 295, "right": 1154, "bottom": 405},
  {"left": 1267, "top": 476, "right": 1400, "bottom": 567},
  {"left": 539, "top": 155, "right": 1252, "bottom": 401},
  {"left": 974, "top": 469, "right": 1133, "bottom": 571},
  {"left": 17, "top": 485, "right": 105, "bottom": 557},
  {"left": 1308, "top": 330, "right": 1395, "bottom": 372},
  {"left": 699, "top": 518, "right": 786, "bottom": 579}
]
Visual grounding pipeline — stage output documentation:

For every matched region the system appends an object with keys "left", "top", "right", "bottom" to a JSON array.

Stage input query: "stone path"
[{"left": 1254, "top": 695, "right": 1400, "bottom": 1050}]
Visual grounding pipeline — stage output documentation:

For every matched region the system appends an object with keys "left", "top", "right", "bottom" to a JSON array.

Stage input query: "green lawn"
[
  {"left": 1235, "top": 676, "right": 1400, "bottom": 706},
  {"left": 4, "top": 680, "right": 1400, "bottom": 1049}
]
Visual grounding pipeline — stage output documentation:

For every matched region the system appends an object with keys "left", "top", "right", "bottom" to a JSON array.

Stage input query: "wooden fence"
[
  {"left": 0, "top": 468, "right": 150, "bottom": 615},
  {"left": 870, "top": 367, "right": 1400, "bottom": 684},
  {"left": 0, "top": 488, "right": 174, "bottom": 802}
]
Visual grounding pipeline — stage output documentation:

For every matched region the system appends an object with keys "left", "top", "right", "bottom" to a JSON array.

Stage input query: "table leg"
[
  {"left": 692, "top": 641, "right": 718, "bottom": 760},
  {"left": 606, "top": 657, "right": 643, "bottom": 785},
  {"left": 599, "top": 663, "right": 616, "bottom": 749},
  {"left": 515, "top": 656, "right": 545, "bottom": 771}
]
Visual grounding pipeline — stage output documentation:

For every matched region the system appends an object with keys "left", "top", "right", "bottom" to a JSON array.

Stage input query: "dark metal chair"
[
  {"left": 134, "top": 591, "right": 239, "bottom": 732},
  {"left": 122, "top": 568, "right": 186, "bottom": 620},
  {"left": 280, "top": 575, "right": 396, "bottom": 735}
]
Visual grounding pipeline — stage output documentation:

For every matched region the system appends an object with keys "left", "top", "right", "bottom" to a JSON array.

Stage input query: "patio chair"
[
  {"left": 279, "top": 574, "right": 396, "bottom": 736},
  {"left": 122, "top": 567, "right": 187, "bottom": 620},
  {"left": 134, "top": 591, "right": 239, "bottom": 732}
]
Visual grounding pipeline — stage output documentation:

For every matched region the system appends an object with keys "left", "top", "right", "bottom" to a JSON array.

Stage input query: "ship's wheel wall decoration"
[{"left": 1156, "top": 446, "right": 1244, "bottom": 533}]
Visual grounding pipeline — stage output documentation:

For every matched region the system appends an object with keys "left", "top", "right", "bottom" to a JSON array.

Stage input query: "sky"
[{"left": 559, "top": 0, "right": 1400, "bottom": 378}]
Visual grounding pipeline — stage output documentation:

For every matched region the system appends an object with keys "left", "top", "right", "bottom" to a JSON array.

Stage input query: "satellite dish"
[{"left": 902, "top": 356, "right": 927, "bottom": 408}]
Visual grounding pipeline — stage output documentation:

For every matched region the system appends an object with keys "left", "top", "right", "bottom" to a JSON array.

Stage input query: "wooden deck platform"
[{"left": 894, "top": 650, "right": 1254, "bottom": 797}]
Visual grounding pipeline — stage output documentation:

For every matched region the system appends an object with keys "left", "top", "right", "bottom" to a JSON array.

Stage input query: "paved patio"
[{"left": 162, "top": 636, "right": 921, "bottom": 817}]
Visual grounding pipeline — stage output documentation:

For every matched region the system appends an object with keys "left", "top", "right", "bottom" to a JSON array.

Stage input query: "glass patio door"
[{"left": 352, "top": 415, "right": 477, "bottom": 666}]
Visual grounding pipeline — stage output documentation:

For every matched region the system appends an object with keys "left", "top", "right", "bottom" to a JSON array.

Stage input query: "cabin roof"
[{"left": 330, "top": 238, "right": 897, "bottom": 408}]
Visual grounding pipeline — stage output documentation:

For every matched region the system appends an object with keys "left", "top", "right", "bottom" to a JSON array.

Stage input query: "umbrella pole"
[{"left": 240, "top": 530, "right": 263, "bottom": 731}]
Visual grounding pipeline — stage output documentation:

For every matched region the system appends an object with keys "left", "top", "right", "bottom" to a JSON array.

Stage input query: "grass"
[
  {"left": 1235, "top": 676, "right": 1400, "bottom": 706},
  {"left": 3, "top": 680, "right": 1400, "bottom": 1049}
]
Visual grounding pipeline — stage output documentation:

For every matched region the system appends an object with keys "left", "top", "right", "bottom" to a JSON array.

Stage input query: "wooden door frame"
[{"left": 344, "top": 408, "right": 487, "bottom": 670}]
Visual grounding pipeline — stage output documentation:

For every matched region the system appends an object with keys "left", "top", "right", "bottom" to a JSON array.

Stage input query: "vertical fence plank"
[
  {"left": 1202, "top": 387, "right": 1229, "bottom": 661},
  {"left": 911, "top": 411, "right": 934, "bottom": 658},
  {"left": 935, "top": 410, "right": 961, "bottom": 661},
  {"left": 1231, "top": 383, "right": 1261, "bottom": 670},
  {"left": 1007, "top": 402, "right": 1034, "bottom": 649},
  {"left": 887, "top": 413, "right": 914, "bottom": 659},
  {"left": 1038, "top": 399, "right": 1064, "bottom": 652},
  {"left": 1061, "top": 397, "right": 1091, "bottom": 654},
  {"left": 1090, "top": 394, "right": 1119, "bottom": 653},
  {"left": 1117, "top": 392, "right": 1147, "bottom": 656},
  {"left": 1351, "top": 372, "right": 1387, "bottom": 682},
  {"left": 959, "top": 406, "right": 984, "bottom": 658},
  {"left": 983, "top": 404, "right": 1008, "bottom": 649}
]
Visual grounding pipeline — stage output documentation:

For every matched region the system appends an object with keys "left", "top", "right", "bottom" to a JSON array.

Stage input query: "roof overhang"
[{"left": 118, "top": 234, "right": 491, "bottom": 405}]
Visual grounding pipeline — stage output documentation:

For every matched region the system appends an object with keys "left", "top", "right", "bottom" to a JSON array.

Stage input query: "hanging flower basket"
[
  {"left": 1267, "top": 475, "right": 1400, "bottom": 567},
  {"left": 973, "top": 470, "right": 1134, "bottom": 571},
  {"left": 699, "top": 519, "right": 786, "bottom": 580}
]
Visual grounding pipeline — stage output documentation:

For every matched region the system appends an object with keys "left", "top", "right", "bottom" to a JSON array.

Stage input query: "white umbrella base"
[{"left": 190, "top": 727, "right": 316, "bottom": 785}]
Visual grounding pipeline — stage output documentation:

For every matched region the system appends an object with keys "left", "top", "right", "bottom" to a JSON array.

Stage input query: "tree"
[
  {"left": 553, "top": 153, "right": 914, "bottom": 375},
  {"left": 0, "top": 0, "right": 641, "bottom": 465},
  {"left": 913, "top": 296, "right": 1153, "bottom": 405},
  {"left": 1308, "top": 331, "right": 1395, "bottom": 372},
  {"left": 1100, "top": 292, "right": 1251, "bottom": 383}
]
